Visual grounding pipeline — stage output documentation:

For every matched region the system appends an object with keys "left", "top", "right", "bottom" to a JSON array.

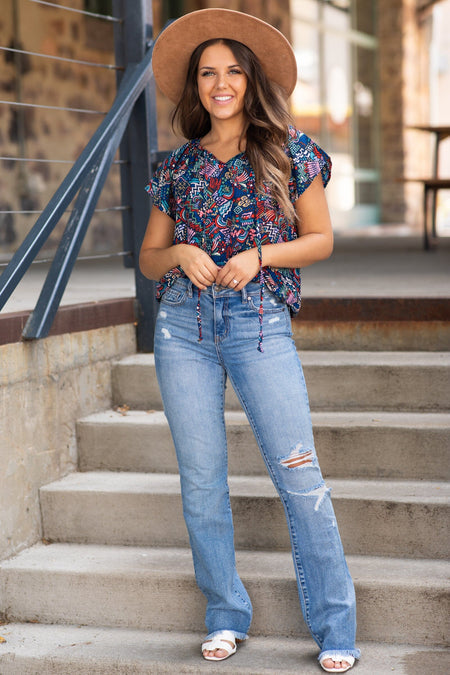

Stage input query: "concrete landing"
[{"left": 0, "top": 624, "right": 448, "bottom": 675}]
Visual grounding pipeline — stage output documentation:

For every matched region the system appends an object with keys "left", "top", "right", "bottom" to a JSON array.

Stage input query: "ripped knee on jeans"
[{"left": 279, "top": 443, "right": 314, "bottom": 469}]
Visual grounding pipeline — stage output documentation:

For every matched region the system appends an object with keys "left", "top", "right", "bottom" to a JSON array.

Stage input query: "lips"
[{"left": 213, "top": 95, "right": 233, "bottom": 102}]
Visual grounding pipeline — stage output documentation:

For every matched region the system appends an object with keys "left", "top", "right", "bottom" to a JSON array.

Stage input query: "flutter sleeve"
[
  {"left": 144, "top": 152, "right": 177, "bottom": 221},
  {"left": 286, "top": 127, "right": 332, "bottom": 201}
]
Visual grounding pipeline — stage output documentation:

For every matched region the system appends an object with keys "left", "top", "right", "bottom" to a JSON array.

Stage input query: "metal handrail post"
[{"left": 113, "top": 0, "right": 159, "bottom": 352}]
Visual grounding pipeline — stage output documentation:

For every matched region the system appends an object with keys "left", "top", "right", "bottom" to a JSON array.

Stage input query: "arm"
[
  {"left": 139, "top": 205, "right": 219, "bottom": 290},
  {"left": 215, "top": 174, "right": 333, "bottom": 289}
]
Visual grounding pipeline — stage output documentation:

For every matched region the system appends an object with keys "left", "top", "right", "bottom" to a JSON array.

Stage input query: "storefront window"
[{"left": 291, "top": 0, "right": 379, "bottom": 228}]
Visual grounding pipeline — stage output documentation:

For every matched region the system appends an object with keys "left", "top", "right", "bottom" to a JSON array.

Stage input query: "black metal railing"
[{"left": 0, "top": 0, "right": 162, "bottom": 351}]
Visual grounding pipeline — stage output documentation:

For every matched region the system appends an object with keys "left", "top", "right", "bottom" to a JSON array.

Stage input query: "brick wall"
[
  {"left": 378, "top": 0, "right": 431, "bottom": 225},
  {"left": 0, "top": 0, "right": 120, "bottom": 258}
]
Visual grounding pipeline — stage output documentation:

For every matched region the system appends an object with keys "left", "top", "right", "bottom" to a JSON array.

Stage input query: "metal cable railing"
[
  {"left": 29, "top": 0, "right": 121, "bottom": 23},
  {"left": 0, "top": 99, "right": 108, "bottom": 115},
  {"left": 0, "top": 250, "right": 132, "bottom": 268},
  {"left": 1, "top": 0, "right": 129, "bottom": 268},
  {"left": 0, "top": 45, "right": 122, "bottom": 70},
  {"left": 0, "top": 1, "right": 161, "bottom": 349}
]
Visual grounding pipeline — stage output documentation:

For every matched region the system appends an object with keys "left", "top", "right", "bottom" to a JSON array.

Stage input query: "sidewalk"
[{"left": 1, "top": 236, "right": 449, "bottom": 315}]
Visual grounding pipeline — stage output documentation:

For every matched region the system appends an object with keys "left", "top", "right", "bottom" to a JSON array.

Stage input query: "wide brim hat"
[{"left": 151, "top": 8, "right": 297, "bottom": 104}]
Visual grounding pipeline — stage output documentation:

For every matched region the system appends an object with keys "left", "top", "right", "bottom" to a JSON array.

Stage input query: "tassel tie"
[
  {"left": 196, "top": 288, "right": 203, "bottom": 343},
  {"left": 248, "top": 168, "right": 264, "bottom": 352},
  {"left": 249, "top": 222, "right": 264, "bottom": 352},
  {"left": 254, "top": 232, "right": 264, "bottom": 353}
]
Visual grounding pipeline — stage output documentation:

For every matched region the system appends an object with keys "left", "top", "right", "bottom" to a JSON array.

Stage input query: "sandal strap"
[{"left": 202, "top": 630, "right": 236, "bottom": 655}]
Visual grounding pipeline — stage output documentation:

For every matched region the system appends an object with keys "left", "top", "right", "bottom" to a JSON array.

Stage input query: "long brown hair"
[{"left": 172, "top": 38, "right": 296, "bottom": 223}]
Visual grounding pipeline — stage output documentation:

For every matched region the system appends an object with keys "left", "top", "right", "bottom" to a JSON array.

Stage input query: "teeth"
[{"left": 214, "top": 96, "right": 232, "bottom": 101}]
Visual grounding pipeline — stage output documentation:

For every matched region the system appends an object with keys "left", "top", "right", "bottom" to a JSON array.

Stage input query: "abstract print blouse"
[{"left": 146, "top": 126, "right": 331, "bottom": 316}]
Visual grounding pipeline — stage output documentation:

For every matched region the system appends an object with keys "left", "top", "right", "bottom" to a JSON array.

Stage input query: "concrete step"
[
  {"left": 0, "top": 543, "right": 448, "bottom": 646},
  {"left": 77, "top": 409, "right": 450, "bottom": 481},
  {"left": 291, "top": 296, "right": 450, "bottom": 351},
  {"left": 291, "top": 319, "right": 450, "bottom": 351},
  {"left": 1, "top": 624, "right": 448, "bottom": 675},
  {"left": 40, "top": 472, "right": 450, "bottom": 559},
  {"left": 111, "top": 352, "right": 450, "bottom": 412}
]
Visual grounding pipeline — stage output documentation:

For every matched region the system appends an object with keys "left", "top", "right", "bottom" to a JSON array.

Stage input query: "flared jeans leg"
[
  {"left": 154, "top": 288, "right": 252, "bottom": 639},
  {"left": 220, "top": 317, "right": 359, "bottom": 659}
]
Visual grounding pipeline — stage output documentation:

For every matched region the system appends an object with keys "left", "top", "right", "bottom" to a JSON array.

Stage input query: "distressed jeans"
[{"left": 154, "top": 277, "right": 360, "bottom": 662}]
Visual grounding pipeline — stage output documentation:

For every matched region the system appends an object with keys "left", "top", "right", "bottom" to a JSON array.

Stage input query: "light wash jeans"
[{"left": 154, "top": 277, "right": 360, "bottom": 663}]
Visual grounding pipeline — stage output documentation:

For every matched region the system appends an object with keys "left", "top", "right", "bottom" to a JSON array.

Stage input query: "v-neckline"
[{"left": 195, "top": 138, "right": 245, "bottom": 165}]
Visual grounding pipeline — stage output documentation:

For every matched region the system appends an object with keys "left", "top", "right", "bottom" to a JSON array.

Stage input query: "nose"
[{"left": 215, "top": 72, "right": 227, "bottom": 89}]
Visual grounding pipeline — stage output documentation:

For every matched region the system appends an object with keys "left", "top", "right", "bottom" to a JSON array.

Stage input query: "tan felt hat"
[{"left": 151, "top": 8, "right": 297, "bottom": 104}]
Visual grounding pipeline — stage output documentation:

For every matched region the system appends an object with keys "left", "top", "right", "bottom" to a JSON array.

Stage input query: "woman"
[{"left": 140, "top": 8, "right": 360, "bottom": 672}]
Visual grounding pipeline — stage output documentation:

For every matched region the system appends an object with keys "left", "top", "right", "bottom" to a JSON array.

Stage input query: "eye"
[
  {"left": 229, "top": 68, "right": 242, "bottom": 75},
  {"left": 200, "top": 70, "right": 215, "bottom": 77}
]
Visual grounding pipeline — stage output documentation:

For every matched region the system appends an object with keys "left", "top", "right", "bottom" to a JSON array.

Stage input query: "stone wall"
[
  {"left": 0, "top": 323, "right": 136, "bottom": 561},
  {"left": 0, "top": 0, "right": 120, "bottom": 258}
]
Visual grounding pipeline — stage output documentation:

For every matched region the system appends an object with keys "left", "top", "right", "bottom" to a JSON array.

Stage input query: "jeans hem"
[
  {"left": 318, "top": 649, "right": 361, "bottom": 661},
  {"left": 206, "top": 629, "right": 249, "bottom": 641}
]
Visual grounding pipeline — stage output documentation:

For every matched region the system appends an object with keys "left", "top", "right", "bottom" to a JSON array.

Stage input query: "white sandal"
[
  {"left": 319, "top": 654, "right": 355, "bottom": 672},
  {"left": 201, "top": 630, "right": 237, "bottom": 661}
]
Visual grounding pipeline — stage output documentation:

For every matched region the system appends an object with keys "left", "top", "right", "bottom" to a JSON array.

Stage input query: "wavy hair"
[{"left": 172, "top": 38, "right": 296, "bottom": 223}]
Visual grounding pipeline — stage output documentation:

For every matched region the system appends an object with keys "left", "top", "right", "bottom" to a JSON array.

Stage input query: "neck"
[{"left": 205, "top": 118, "right": 246, "bottom": 147}]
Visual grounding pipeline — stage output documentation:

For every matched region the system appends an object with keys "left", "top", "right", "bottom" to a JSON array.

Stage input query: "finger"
[
  {"left": 223, "top": 273, "right": 240, "bottom": 290},
  {"left": 214, "top": 268, "right": 227, "bottom": 286},
  {"left": 223, "top": 272, "right": 245, "bottom": 291},
  {"left": 198, "top": 271, "right": 216, "bottom": 288},
  {"left": 192, "top": 261, "right": 217, "bottom": 284},
  {"left": 187, "top": 270, "right": 213, "bottom": 290},
  {"left": 215, "top": 267, "right": 236, "bottom": 287},
  {"left": 201, "top": 261, "right": 219, "bottom": 282},
  {"left": 201, "top": 271, "right": 218, "bottom": 286},
  {"left": 233, "top": 278, "right": 248, "bottom": 291}
]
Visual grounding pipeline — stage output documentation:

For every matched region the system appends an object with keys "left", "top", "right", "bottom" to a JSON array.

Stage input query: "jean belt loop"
[
  {"left": 241, "top": 284, "right": 248, "bottom": 303},
  {"left": 187, "top": 279, "right": 193, "bottom": 298}
]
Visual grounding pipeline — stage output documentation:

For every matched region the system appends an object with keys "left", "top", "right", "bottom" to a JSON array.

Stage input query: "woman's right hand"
[
  {"left": 140, "top": 207, "right": 219, "bottom": 288},
  {"left": 177, "top": 244, "right": 219, "bottom": 290}
]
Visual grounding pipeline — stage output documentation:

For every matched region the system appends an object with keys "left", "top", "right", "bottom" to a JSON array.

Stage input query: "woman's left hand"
[{"left": 215, "top": 248, "right": 260, "bottom": 291}]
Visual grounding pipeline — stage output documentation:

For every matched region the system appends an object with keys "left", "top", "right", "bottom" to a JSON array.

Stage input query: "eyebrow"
[{"left": 199, "top": 64, "right": 241, "bottom": 70}]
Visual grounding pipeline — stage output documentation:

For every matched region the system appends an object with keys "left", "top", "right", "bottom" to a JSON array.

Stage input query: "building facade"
[{"left": 0, "top": 0, "right": 447, "bottom": 261}]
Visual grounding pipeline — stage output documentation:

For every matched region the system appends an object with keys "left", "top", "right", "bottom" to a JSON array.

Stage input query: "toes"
[
  {"left": 203, "top": 648, "right": 227, "bottom": 658},
  {"left": 321, "top": 659, "right": 352, "bottom": 671}
]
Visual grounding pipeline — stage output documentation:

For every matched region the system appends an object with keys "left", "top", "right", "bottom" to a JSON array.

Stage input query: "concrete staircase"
[{"left": 1, "top": 331, "right": 449, "bottom": 673}]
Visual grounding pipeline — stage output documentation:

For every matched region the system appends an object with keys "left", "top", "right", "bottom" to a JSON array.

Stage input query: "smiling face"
[{"left": 197, "top": 42, "right": 248, "bottom": 126}]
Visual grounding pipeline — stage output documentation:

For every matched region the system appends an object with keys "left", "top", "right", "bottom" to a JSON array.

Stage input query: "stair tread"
[
  {"left": 41, "top": 471, "right": 450, "bottom": 504},
  {"left": 78, "top": 408, "right": 450, "bottom": 429},
  {"left": 2, "top": 543, "right": 448, "bottom": 588},
  {"left": 115, "top": 351, "right": 450, "bottom": 367},
  {"left": 0, "top": 623, "right": 448, "bottom": 675}
]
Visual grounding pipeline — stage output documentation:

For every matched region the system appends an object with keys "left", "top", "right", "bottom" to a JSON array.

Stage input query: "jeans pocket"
[
  {"left": 161, "top": 278, "right": 189, "bottom": 306},
  {"left": 247, "top": 289, "right": 286, "bottom": 314}
]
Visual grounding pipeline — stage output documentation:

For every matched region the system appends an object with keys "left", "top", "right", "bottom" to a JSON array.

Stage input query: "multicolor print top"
[{"left": 146, "top": 126, "right": 331, "bottom": 349}]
